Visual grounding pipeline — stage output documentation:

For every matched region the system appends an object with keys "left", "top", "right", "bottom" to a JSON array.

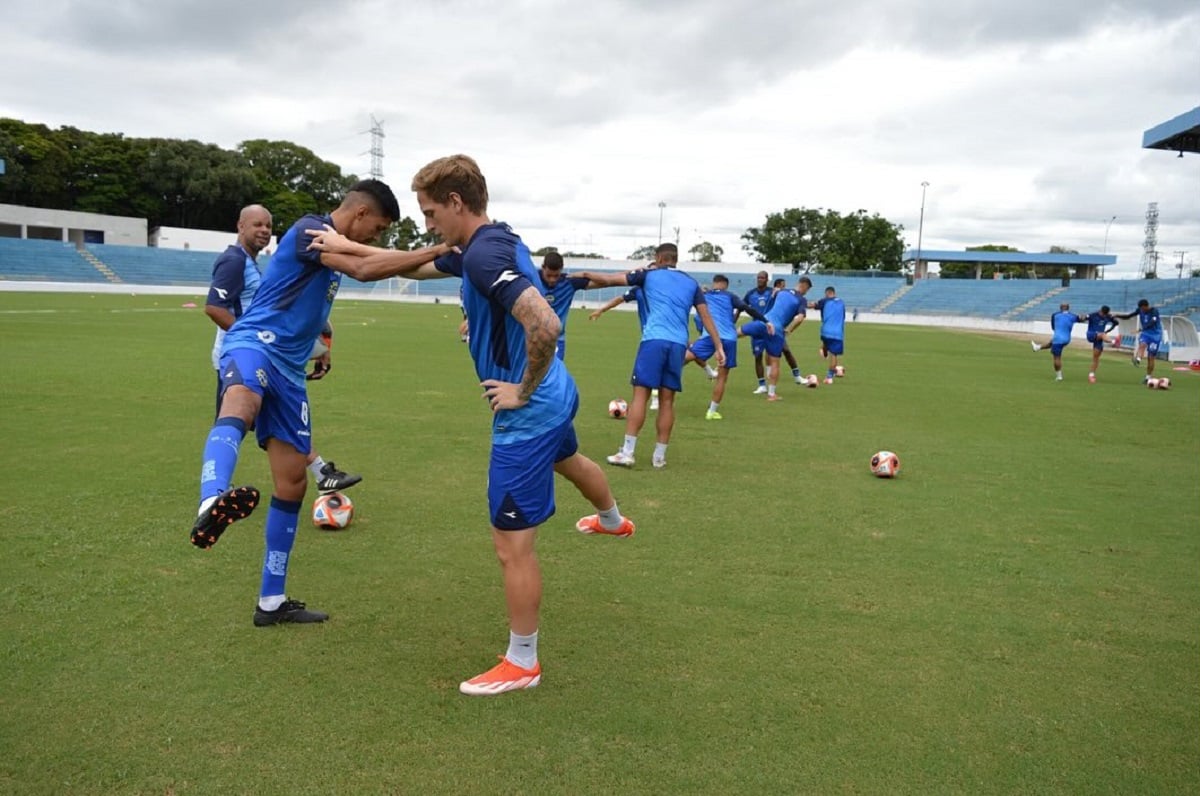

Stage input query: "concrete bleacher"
[
  {"left": 1010, "top": 278, "right": 1200, "bottom": 322},
  {"left": 0, "top": 238, "right": 110, "bottom": 283},
  {"left": 884, "top": 279, "right": 1051, "bottom": 318},
  {"left": 85, "top": 243, "right": 216, "bottom": 286}
]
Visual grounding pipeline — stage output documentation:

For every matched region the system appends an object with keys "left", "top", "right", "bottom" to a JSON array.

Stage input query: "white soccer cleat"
[
  {"left": 652, "top": 457, "right": 667, "bottom": 470},
  {"left": 752, "top": 385, "right": 768, "bottom": 395},
  {"left": 705, "top": 365, "right": 719, "bottom": 379},
  {"left": 1030, "top": 341, "right": 1040, "bottom": 352},
  {"left": 606, "top": 451, "right": 635, "bottom": 468}
]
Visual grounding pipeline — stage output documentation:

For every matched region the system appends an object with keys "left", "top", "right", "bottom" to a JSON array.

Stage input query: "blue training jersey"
[
  {"left": 1050, "top": 310, "right": 1080, "bottom": 344},
  {"left": 221, "top": 214, "right": 340, "bottom": 386},
  {"left": 816, "top": 296, "right": 846, "bottom": 340},
  {"left": 435, "top": 223, "right": 577, "bottom": 444},
  {"left": 1138, "top": 307, "right": 1162, "bottom": 337},
  {"left": 765, "top": 289, "right": 803, "bottom": 330},
  {"left": 206, "top": 244, "right": 261, "bottom": 369},
  {"left": 540, "top": 272, "right": 590, "bottom": 343},
  {"left": 743, "top": 286, "right": 773, "bottom": 318},
  {"left": 1086, "top": 312, "right": 1115, "bottom": 337},
  {"left": 699, "top": 289, "right": 758, "bottom": 341},
  {"left": 625, "top": 267, "right": 706, "bottom": 345}
]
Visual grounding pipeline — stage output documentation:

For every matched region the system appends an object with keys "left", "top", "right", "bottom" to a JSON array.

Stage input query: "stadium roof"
[
  {"left": 1142, "top": 106, "right": 1200, "bottom": 154},
  {"left": 904, "top": 250, "right": 1117, "bottom": 266}
]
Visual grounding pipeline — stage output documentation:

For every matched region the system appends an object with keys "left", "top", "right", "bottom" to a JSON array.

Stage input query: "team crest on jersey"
[
  {"left": 257, "top": 330, "right": 277, "bottom": 344},
  {"left": 256, "top": 369, "right": 268, "bottom": 387},
  {"left": 545, "top": 294, "right": 556, "bottom": 304},
  {"left": 326, "top": 280, "right": 340, "bottom": 303}
]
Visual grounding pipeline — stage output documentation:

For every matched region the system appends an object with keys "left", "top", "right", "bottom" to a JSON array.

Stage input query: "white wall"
[
  {"left": 0, "top": 203, "right": 146, "bottom": 245},
  {"left": 151, "top": 226, "right": 276, "bottom": 254}
]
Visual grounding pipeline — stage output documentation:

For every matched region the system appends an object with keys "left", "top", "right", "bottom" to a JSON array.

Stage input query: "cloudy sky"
[{"left": 2, "top": 0, "right": 1197, "bottom": 276}]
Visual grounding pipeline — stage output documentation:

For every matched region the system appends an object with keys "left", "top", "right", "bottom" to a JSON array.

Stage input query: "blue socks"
[
  {"left": 200, "top": 417, "right": 246, "bottom": 503},
  {"left": 260, "top": 497, "right": 301, "bottom": 604}
]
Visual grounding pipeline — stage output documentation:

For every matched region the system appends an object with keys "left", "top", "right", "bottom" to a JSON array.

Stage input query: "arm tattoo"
[{"left": 511, "top": 287, "right": 561, "bottom": 402}]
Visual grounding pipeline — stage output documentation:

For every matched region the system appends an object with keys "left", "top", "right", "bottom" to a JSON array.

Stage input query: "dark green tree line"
[{"left": 741, "top": 207, "right": 905, "bottom": 273}]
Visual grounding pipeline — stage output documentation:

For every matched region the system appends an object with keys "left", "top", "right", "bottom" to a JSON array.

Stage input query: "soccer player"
[
  {"left": 771, "top": 277, "right": 805, "bottom": 384},
  {"left": 1114, "top": 299, "right": 1164, "bottom": 382},
  {"left": 684, "top": 274, "right": 766, "bottom": 419},
  {"left": 191, "top": 180, "right": 453, "bottom": 628},
  {"left": 1030, "top": 302, "right": 1083, "bottom": 381},
  {"left": 1082, "top": 305, "right": 1118, "bottom": 383},
  {"left": 577, "top": 244, "right": 724, "bottom": 469},
  {"left": 307, "top": 154, "right": 635, "bottom": 696},
  {"left": 204, "top": 204, "right": 361, "bottom": 495},
  {"left": 737, "top": 276, "right": 808, "bottom": 401},
  {"left": 538, "top": 251, "right": 600, "bottom": 360},
  {"left": 811, "top": 285, "right": 846, "bottom": 383},
  {"left": 738, "top": 271, "right": 774, "bottom": 393}
]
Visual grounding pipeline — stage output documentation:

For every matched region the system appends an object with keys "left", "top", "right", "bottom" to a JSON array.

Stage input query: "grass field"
[{"left": 1, "top": 291, "right": 1197, "bottom": 795}]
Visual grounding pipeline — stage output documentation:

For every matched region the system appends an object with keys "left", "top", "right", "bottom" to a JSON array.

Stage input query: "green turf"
[{"left": 1, "top": 291, "right": 1197, "bottom": 795}]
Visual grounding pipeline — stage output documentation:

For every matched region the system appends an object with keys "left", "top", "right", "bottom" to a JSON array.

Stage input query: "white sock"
[
  {"left": 653, "top": 442, "right": 668, "bottom": 461},
  {"left": 598, "top": 504, "right": 623, "bottom": 530},
  {"left": 258, "top": 594, "right": 285, "bottom": 612},
  {"left": 623, "top": 435, "right": 637, "bottom": 456},
  {"left": 506, "top": 630, "right": 538, "bottom": 669},
  {"left": 768, "top": 384, "right": 776, "bottom": 396},
  {"left": 307, "top": 456, "right": 326, "bottom": 478},
  {"left": 709, "top": 401, "right": 720, "bottom": 413}
]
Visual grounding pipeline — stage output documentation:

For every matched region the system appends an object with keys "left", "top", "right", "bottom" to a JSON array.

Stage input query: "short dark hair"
[
  {"left": 798, "top": 276, "right": 812, "bottom": 287},
  {"left": 543, "top": 251, "right": 564, "bottom": 270},
  {"left": 825, "top": 286, "right": 836, "bottom": 294},
  {"left": 713, "top": 274, "right": 728, "bottom": 285},
  {"left": 655, "top": 243, "right": 677, "bottom": 257},
  {"left": 1101, "top": 305, "right": 1110, "bottom": 314},
  {"left": 773, "top": 278, "right": 786, "bottom": 288},
  {"left": 346, "top": 178, "right": 400, "bottom": 222},
  {"left": 1137, "top": 298, "right": 1149, "bottom": 308}
]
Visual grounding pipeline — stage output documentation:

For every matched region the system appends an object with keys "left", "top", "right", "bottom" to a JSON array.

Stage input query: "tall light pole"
[
  {"left": 657, "top": 201, "right": 666, "bottom": 244},
  {"left": 915, "top": 181, "right": 929, "bottom": 278},
  {"left": 1102, "top": 215, "right": 1116, "bottom": 254}
]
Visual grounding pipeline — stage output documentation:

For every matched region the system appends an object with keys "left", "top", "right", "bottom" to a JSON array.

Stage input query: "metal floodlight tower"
[{"left": 1140, "top": 202, "right": 1158, "bottom": 278}]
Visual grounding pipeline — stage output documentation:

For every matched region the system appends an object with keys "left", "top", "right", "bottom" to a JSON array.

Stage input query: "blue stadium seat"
[{"left": 0, "top": 238, "right": 111, "bottom": 283}]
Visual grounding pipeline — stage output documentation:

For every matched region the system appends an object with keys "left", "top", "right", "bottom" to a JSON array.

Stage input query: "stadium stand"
[
  {"left": 884, "top": 279, "right": 1051, "bottom": 318},
  {"left": 85, "top": 243, "right": 216, "bottom": 285},
  {"left": 0, "top": 238, "right": 111, "bottom": 283}
]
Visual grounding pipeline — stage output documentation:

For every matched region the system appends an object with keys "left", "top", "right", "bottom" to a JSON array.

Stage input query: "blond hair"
[{"left": 411, "top": 154, "right": 489, "bottom": 214}]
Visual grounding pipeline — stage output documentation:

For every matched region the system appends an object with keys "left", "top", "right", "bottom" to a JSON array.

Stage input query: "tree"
[
  {"left": 379, "top": 217, "right": 436, "bottom": 250},
  {"left": 689, "top": 241, "right": 723, "bottom": 262},
  {"left": 939, "top": 244, "right": 1023, "bottom": 279},
  {"left": 238, "top": 139, "right": 353, "bottom": 236},
  {"left": 628, "top": 244, "right": 657, "bottom": 261},
  {"left": 741, "top": 207, "right": 903, "bottom": 272},
  {"left": 533, "top": 246, "right": 559, "bottom": 256}
]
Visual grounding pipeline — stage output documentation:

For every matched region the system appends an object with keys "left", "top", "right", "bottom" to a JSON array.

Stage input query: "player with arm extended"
[
  {"left": 576, "top": 243, "right": 724, "bottom": 469},
  {"left": 191, "top": 180, "right": 453, "bottom": 628},
  {"left": 738, "top": 271, "right": 774, "bottom": 393},
  {"left": 204, "top": 204, "right": 361, "bottom": 495},
  {"left": 1030, "top": 302, "right": 1083, "bottom": 381},
  {"left": 537, "top": 251, "right": 604, "bottom": 360},
  {"left": 737, "top": 276, "right": 808, "bottom": 401},
  {"left": 771, "top": 277, "right": 805, "bottom": 384},
  {"left": 684, "top": 274, "right": 765, "bottom": 419},
  {"left": 1081, "top": 305, "right": 1118, "bottom": 383},
  {"left": 811, "top": 285, "right": 846, "bottom": 383},
  {"left": 1113, "top": 299, "right": 1163, "bottom": 382},
  {"left": 309, "top": 155, "right": 635, "bottom": 696}
]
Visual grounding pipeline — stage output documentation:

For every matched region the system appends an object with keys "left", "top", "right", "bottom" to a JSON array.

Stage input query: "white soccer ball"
[
  {"left": 608, "top": 399, "right": 628, "bottom": 418},
  {"left": 835, "top": 365, "right": 845, "bottom": 377},
  {"left": 313, "top": 492, "right": 354, "bottom": 530},
  {"left": 870, "top": 450, "right": 900, "bottom": 478},
  {"left": 1146, "top": 378, "right": 1160, "bottom": 390},
  {"left": 1155, "top": 377, "right": 1171, "bottom": 390},
  {"left": 805, "top": 374, "right": 819, "bottom": 388}
]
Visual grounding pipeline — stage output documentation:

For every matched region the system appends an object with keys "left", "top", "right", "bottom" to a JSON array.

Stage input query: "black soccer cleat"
[
  {"left": 253, "top": 599, "right": 329, "bottom": 627},
  {"left": 316, "top": 461, "right": 362, "bottom": 494},
  {"left": 190, "top": 486, "right": 260, "bottom": 550}
]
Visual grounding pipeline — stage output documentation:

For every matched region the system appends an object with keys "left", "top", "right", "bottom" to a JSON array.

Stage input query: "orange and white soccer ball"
[
  {"left": 835, "top": 365, "right": 845, "bottom": 377},
  {"left": 870, "top": 450, "right": 900, "bottom": 478},
  {"left": 313, "top": 492, "right": 354, "bottom": 530},
  {"left": 804, "top": 374, "right": 819, "bottom": 388},
  {"left": 608, "top": 398, "right": 628, "bottom": 418},
  {"left": 1147, "top": 377, "right": 1171, "bottom": 390}
]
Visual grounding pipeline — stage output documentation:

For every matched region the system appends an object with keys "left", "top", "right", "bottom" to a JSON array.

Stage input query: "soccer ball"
[
  {"left": 870, "top": 450, "right": 900, "bottom": 478},
  {"left": 1152, "top": 377, "right": 1171, "bottom": 390},
  {"left": 804, "top": 374, "right": 819, "bottom": 388},
  {"left": 835, "top": 365, "right": 845, "bottom": 377},
  {"left": 310, "top": 324, "right": 333, "bottom": 360},
  {"left": 313, "top": 492, "right": 354, "bottom": 530},
  {"left": 608, "top": 399, "right": 628, "bottom": 418}
]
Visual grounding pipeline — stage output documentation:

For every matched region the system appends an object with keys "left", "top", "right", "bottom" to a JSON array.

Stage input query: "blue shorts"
[
  {"left": 1086, "top": 332, "right": 1105, "bottom": 351},
  {"left": 751, "top": 336, "right": 766, "bottom": 358},
  {"left": 631, "top": 339, "right": 686, "bottom": 391},
  {"left": 218, "top": 349, "right": 312, "bottom": 454},
  {"left": 741, "top": 321, "right": 785, "bottom": 358},
  {"left": 689, "top": 337, "right": 738, "bottom": 369},
  {"left": 1139, "top": 334, "right": 1162, "bottom": 356},
  {"left": 488, "top": 403, "right": 579, "bottom": 531},
  {"left": 1049, "top": 342, "right": 1068, "bottom": 356},
  {"left": 821, "top": 336, "right": 845, "bottom": 356}
]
